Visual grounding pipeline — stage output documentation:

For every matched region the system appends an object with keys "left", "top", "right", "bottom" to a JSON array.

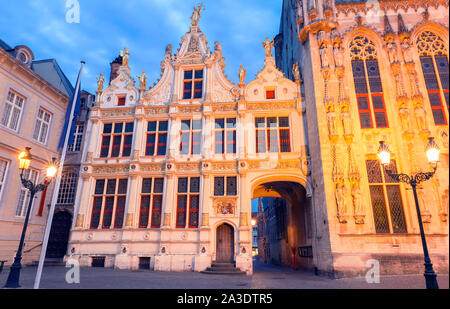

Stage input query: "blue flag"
[{"left": 58, "top": 72, "right": 82, "bottom": 149}]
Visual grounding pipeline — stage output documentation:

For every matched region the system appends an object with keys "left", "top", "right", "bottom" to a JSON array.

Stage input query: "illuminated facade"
[{"left": 274, "top": 0, "right": 449, "bottom": 276}]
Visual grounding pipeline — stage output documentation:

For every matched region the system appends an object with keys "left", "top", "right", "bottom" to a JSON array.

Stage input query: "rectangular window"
[
  {"left": 215, "top": 118, "right": 237, "bottom": 154},
  {"left": 33, "top": 108, "right": 52, "bottom": 144},
  {"left": 255, "top": 117, "right": 291, "bottom": 153},
  {"left": 183, "top": 69, "right": 203, "bottom": 100},
  {"left": 420, "top": 55, "right": 448, "bottom": 125},
  {"left": 100, "top": 122, "right": 134, "bottom": 158},
  {"left": 68, "top": 124, "right": 85, "bottom": 152},
  {"left": 90, "top": 178, "right": 128, "bottom": 229},
  {"left": 146, "top": 121, "right": 168, "bottom": 156},
  {"left": 180, "top": 119, "right": 202, "bottom": 155},
  {"left": 214, "top": 176, "right": 237, "bottom": 196},
  {"left": 366, "top": 160, "right": 407, "bottom": 234},
  {"left": 118, "top": 96, "right": 126, "bottom": 106},
  {"left": 176, "top": 177, "right": 200, "bottom": 228},
  {"left": 57, "top": 172, "right": 78, "bottom": 205},
  {"left": 139, "top": 177, "right": 164, "bottom": 228},
  {"left": 16, "top": 169, "right": 39, "bottom": 217},
  {"left": 0, "top": 159, "right": 9, "bottom": 201},
  {"left": 352, "top": 59, "right": 388, "bottom": 129},
  {"left": 1, "top": 90, "right": 25, "bottom": 131},
  {"left": 266, "top": 90, "right": 275, "bottom": 100}
]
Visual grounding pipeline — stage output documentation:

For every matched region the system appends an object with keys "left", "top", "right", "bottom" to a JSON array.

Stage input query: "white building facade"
[{"left": 68, "top": 23, "right": 310, "bottom": 274}]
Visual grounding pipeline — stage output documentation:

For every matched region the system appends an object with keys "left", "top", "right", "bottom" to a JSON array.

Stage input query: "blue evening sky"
[{"left": 0, "top": 0, "right": 283, "bottom": 95}]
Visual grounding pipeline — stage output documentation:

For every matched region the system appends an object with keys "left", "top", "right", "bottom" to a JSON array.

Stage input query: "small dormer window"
[
  {"left": 118, "top": 96, "right": 126, "bottom": 106},
  {"left": 18, "top": 52, "right": 28, "bottom": 64},
  {"left": 266, "top": 89, "right": 275, "bottom": 100},
  {"left": 183, "top": 69, "right": 203, "bottom": 100}
]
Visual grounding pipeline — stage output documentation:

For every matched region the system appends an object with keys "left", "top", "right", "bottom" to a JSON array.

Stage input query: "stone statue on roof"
[
  {"left": 138, "top": 70, "right": 147, "bottom": 90},
  {"left": 263, "top": 37, "right": 274, "bottom": 57},
  {"left": 96, "top": 73, "right": 105, "bottom": 91},
  {"left": 120, "top": 47, "right": 130, "bottom": 67},
  {"left": 238, "top": 64, "right": 246, "bottom": 84},
  {"left": 191, "top": 3, "right": 203, "bottom": 27}
]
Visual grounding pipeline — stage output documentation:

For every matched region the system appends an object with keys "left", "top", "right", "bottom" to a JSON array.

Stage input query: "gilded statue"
[
  {"left": 263, "top": 37, "right": 274, "bottom": 57},
  {"left": 96, "top": 73, "right": 105, "bottom": 91},
  {"left": 138, "top": 70, "right": 147, "bottom": 90},
  {"left": 238, "top": 64, "right": 246, "bottom": 84},
  {"left": 120, "top": 47, "right": 130, "bottom": 67}
]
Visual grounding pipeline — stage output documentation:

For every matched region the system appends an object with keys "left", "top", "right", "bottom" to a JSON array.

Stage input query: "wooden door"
[
  {"left": 46, "top": 211, "right": 72, "bottom": 259},
  {"left": 216, "top": 224, "right": 234, "bottom": 262}
]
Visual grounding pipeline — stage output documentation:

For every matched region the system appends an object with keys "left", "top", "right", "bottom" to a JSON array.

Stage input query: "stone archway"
[
  {"left": 46, "top": 211, "right": 73, "bottom": 259},
  {"left": 252, "top": 179, "right": 314, "bottom": 272}
]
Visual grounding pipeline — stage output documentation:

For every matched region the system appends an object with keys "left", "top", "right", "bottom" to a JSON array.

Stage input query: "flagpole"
[{"left": 33, "top": 61, "right": 85, "bottom": 289}]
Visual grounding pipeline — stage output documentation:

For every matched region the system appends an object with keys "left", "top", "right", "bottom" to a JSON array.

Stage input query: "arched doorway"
[
  {"left": 216, "top": 223, "right": 235, "bottom": 263},
  {"left": 252, "top": 180, "right": 313, "bottom": 272},
  {"left": 46, "top": 211, "right": 72, "bottom": 259}
]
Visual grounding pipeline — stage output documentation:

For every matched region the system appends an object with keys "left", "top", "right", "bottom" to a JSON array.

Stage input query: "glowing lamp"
[
  {"left": 251, "top": 219, "right": 257, "bottom": 227},
  {"left": 46, "top": 158, "right": 58, "bottom": 178},
  {"left": 18, "top": 147, "right": 32, "bottom": 170},
  {"left": 377, "top": 141, "right": 391, "bottom": 166},
  {"left": 425, "top": 137, "right": 440, "bottom": 165}
]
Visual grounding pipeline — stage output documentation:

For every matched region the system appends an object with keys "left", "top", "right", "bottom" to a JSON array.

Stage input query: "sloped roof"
[{"left": 31, "top": 59, "right": 75, "bottom": 98}]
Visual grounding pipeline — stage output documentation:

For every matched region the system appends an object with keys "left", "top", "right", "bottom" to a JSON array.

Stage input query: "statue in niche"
[
  {"left": 333, "top": 42, "right": 344, "bottom": 67},
  {"left": 96, "top": 73, "right": 105, "bottom": 91},
  {"left": 414, "top": 103, "right": 427, "bottom": 131},
  {"left": 317, "top": 30, "right": 327, "bottom": 44},
  {"left": 319, "top": 44, "right": 329, "bottom": 68},
  {"left": 385, "top": 39, "right": 399, "bottom": 63},
  {"left": 238, "top": 64, "right": 246, "bottom": 84},
  {"left": 441, "top": 189, "right": 449, "bottom": 221},
  {"left": 120, "top": 47, "right": 130, "bottom": 67},
  {"left": 418, "top": 190, "right": 432, "bottom": 223},
  {"left": 340, "top": 105, "right": 352, "bottom": 135},
  {"left": 399, "top": 107, "right": 410, "bottom": 131},
  {"left": 188, "top": 37, "right": 199, "bottom": 52},
  {"left": 138, "top": 70, "right": 147, "bottom": 90},
  {"left": 326, "top": 104, "right": 337, "bottom": 135},
  {"left": 263, "top": 37, "right": 274, "bottom": 57},
  {"left": 351, "top": 183, "right": 364, "bottom": 222},
  {"left": 292, "top": 62, "right": 301, "bottom": 82},
  {"left": 191, "top": 3, "right": 203, "bottom": 27},
  {"left": 400, "top": 37, "right": 414, "bottom": 63},
  {"left": 335, "top": 182, "right": 347, "bottom": 223}
]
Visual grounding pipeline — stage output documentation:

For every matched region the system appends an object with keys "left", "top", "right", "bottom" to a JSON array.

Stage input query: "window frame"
[
  {"left": 255, "top": 116, "right": 291, "bottom": 153},
  {"left": 176, "top": 177, "right": 200, "bottom": 229},
  {"left": 33, "top": 108, "right": 52, "bottom": 144},
  {"left": 182, "top": 69, "right": 204, "bottom": 100},
  {"left": 68, "top": 123, "right": 85, "bottom": 152},
  {"left": 145, "top": 120, "right": 168, "bottom": 157},
  {"left": 179, "top": 119, "right": 202, "bottom": 156},
  {"left": 99, "top": 122, "right": 134, "bottom": 158},
  {"left": 214, "top": 118, "right": 237, "bottom": 154},
  {"left": 139, "top": 177, "right": 164, "bottom": 229},
  {"left": 1, "top": 90, "right": 25, "bottom": 132},
  {"left": 0, "top": 158, "right": 9, "bottom": 202}
]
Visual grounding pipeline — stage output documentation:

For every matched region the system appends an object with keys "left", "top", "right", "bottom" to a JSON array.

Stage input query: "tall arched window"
[
  {"left": 350, "top": 36, "right": 388, "bottom": 129},
  {"left": 415, "top": 30, "right": 449, "bottom": 125}
]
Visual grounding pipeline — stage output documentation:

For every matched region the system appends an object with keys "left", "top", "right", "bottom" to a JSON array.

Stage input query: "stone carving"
[
  {"left": 399, "top": 107, "right": 411, "bottom": 131},
  {"left": 75, "top": 214, "right": 84, "bottom": 228},
  {"left": 92, "top": 165, "right": 130, "bottom": 174},
  {"left": 292, "top": 62, "right": 301, "bottom": 82},
  {"left": 140, "top": 164, "right": 165, "bottom": 172},
  {"left": 335, "top": 182, "right": 347, "bottom": 223},
  {"left": 340, "top": 100, "right": 352, "bottom": 135},
  {"left": 418, "top": 190, "right": 432, "bottom": 223},
  {"left": 326, "top": 104, "right": 337, "bottom": 135},
  {"left": 178, "top": 105, "right": 202, "bottom": 113},
  {"left": 138, "top": 70, "right": 147, "bottom": 90},
  {"left": 101, "top": 109, "right": 134, "bottom": 118},
  {"left": 176, "top": 163, "right": 200, "bottom": 171},
  {"left": 212, "top": 103, "right": 236, "bottom": 112},
  {"left": 191, "top": 3, "right": 203, "bottom": 27},
  {"left": 400, "top": 37, "right": 414, "bottom": 63},
  {"left": 120, "top": 47, "right": 130, "bottom": 67},
  {"left": 214, "top": 41, "right": 223, "bottom": 59},
  {"left": 212, "top": 162, "right": 236, "bottom": 171},
  {"left": 96, "top": 73, "right": 105, "bottom": 91},
  {"left": 238, "top": 64, "right": 246, "bottom": 84},
  {"left": 441, "top": 189, "right": 449, "bottom": 222},
  {"left": 263, "top": 37, "right": 274, "bottom": 57},
  {"left": 351, "top": 183, "right": 365, "bottom": 224},
  {"left": 414, "top": 103, "right": 428, "bottom": 131},
  {"left": 148, "top": 86, "right": 172, "bottom": 106},
  {"left": 215, "top": 199, "right": 236, "bottom": 215},
  {"left": 385, "top": 39, "right": 399, "bottom": 64},
  {"left": 145, "top": 106, "right": 169, "bottom": 115},
  {"left": 319, "top": 44, "right": 329, "bottom": 68},
  {"left": 333, "top": 42, "right": 344, "bottom": 67},
  {"left": 165, "top": 44, "right": 172, "bottom": 58},
  {"left": 247, "top": 102, "right": 296, "bottom": 111}
]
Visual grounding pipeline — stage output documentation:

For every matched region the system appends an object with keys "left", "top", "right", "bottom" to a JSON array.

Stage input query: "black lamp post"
[
  {"left": 377, "top": 138, "right": 440, "bottom": 290},
  {"left": 4, "top": 148, "right": 58, "bottom": 288}
]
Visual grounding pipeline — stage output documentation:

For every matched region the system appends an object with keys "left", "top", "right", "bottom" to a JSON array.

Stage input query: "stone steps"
[{"left": 201, "top": 262, "right": 246, "bottom": 275}]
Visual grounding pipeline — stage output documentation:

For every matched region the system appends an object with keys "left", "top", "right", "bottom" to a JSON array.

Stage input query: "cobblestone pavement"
[{"left": 0, "top": 259, "right": 448, "bottom": 289}]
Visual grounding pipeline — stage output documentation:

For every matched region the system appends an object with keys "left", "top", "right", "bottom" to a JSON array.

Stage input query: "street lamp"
[
  {"left": 377, "top": 138, "right": 440, "bottom": 290},
  {"left": 4, "top": 149, "right": 58, "bottom": 288}
]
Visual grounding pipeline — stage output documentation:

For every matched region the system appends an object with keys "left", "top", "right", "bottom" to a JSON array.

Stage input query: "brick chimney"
[{"left": 109, "top": 55, "right": 123, "bottom": 85}]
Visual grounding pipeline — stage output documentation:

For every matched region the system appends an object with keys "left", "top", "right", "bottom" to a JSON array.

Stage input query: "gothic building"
[
  {"left": 67, "top": 14, "right": 309, "bottom": 274},
  {"left": 274, "top": 0, "right": 449, "bottom": 276}
]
